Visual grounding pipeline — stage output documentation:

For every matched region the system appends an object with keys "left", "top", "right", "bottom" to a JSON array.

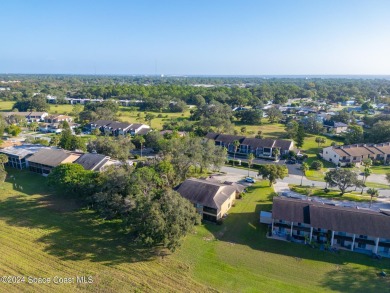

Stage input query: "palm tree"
[
  {"left": 387, "top": 173, "right": 390, "bottom": 186},
  {"left": 138, "top": 136, "right": 145, "bottom": 158},
  {"left": 247, "top": 153, "right": 255, "bottom": 176},
  {"left": 301, "top": 163, "right": 309, "bottom": 186},
  {"left": 366, "top": 188, "right": 379, "bottom": 208},
  {"left": 233, "top": 140, "right": 240, "bottom": 166},
  {"left": 272, "top": 148, "right": 280, "bottom": 161},
  {"left": 363, "top": 167, "right": 371, "bottom": 183}
]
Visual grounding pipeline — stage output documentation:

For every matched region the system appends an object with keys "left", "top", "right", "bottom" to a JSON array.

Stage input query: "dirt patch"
[{"left": 37, "top": 195, "right": 82, "bottom": 213}]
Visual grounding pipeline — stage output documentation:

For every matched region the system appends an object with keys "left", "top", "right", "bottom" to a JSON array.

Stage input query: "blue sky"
[{"left": 1, "top": 0, "right": 390, "bottom": 75}]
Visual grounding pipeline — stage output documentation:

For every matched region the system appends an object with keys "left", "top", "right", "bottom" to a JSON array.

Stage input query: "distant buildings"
[
  {"left": 0, "top": 144, "right": 121, "bottom": 175},
  {"left": 89, "top": 120, "right": 151, "bottom": 136},
  {"left": 322, "top": 142, "right": 390, "bottom": 166},
  {"left": 0, "top": 111, "right": 48, "bottom": 122},
  {"left": 206, "top": 133, "right": 294, "bottom": 159}
]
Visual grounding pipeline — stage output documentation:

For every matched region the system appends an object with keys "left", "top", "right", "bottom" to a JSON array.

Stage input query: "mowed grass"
[
  {"left": 0, "top": 101, "right": 15, "bottom": 111},
  {"left": 290, "top": 185, "right": 376, "bottom": 202},
  {"left": 0, "top": 170, "right": 389, "bottom": 292},
  {"left": 117, "top": 107, "right": 192, "bottom": 130}
]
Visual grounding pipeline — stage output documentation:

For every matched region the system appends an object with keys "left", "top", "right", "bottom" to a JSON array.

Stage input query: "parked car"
[
  {"left": 245, "top": 177, "right": 255, "bottom": 183},
  {"left": 286, "top": 159, "right": 296, "bottom": 164}
]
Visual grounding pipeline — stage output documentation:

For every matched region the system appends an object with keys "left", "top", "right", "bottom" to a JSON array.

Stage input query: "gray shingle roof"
[
  {"left": 176, "top": 178, "right": 236, "bottom": 210},
  {"left": 27, "top": 148, "right": 75, "bottom": 167},
  {"left": 75, "top": 153, "right": 109, "bottom": 171}
]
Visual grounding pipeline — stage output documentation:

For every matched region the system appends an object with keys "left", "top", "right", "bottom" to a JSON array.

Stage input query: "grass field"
[
  {"left": 118, "top": 107, "right": 193, "bottom": 130},
  {"left": 0, "top": 101, "right": 15, "bottom": 112},
  {"left": 290, "top": 185, "right": 376, "bottom": 202},
  {"left": 0, "top": 169, "right": 389, "bottom": 292}
]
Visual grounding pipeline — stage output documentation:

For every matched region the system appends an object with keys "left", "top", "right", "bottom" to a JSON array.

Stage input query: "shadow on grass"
[
  {"left": 204, "top": 183, "right": 390, "bottom": 292},
  {"left": 6, "top": 168, "right": 52, "bottom": 196},
  {"left": 0, "top": 170, "right": 159, "bottom": 265},
  {"left": 320, "top": 266, "right": 389, "bottom": 293}
]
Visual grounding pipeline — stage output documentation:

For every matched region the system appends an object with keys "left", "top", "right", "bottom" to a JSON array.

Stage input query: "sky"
[{"left": 1, "top": 0, "right": 390, "bottom": 75}]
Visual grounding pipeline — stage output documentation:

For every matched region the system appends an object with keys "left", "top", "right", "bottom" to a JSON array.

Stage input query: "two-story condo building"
[
  {"left": 206, "top": 133, "right": 294, "bottom": 159},
  {"left": 268, "top": 196, "right": 390, "bottom": 257},
  {"left": 323, "top": 142, "right": 390, "bottom": 166}
]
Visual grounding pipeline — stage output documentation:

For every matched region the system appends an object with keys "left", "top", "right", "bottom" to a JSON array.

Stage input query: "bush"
[
  {"left": 310, "top": 160, "right": 323, "bottom": 170},
  {"left": 157, "top": 114, "right": 163, "bottom": 118}
]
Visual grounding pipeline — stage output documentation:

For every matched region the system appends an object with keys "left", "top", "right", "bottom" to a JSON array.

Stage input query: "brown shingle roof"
[
  {"left": 273, "top": 197, "right": 390, "bottom": 239},
  {"left": 332, "top": 143, "right": 390, "bottom": 157},
  {"left": 176, "top": 178, "right": 236, "bottom": 210}
]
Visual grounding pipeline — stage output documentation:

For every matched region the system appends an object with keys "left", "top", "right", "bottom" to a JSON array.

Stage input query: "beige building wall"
[{"left": 217, "top": 191, "right": 236, "bottom": 219}]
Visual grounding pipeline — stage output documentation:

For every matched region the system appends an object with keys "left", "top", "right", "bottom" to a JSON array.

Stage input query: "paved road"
[{"left": 220, "top": 166, "right": 390, "bottom": 202}]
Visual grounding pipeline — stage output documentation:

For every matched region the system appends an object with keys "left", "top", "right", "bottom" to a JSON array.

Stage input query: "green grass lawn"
[
  {"left": 234, "top": 121, "right": 287, "bottom": 139},
  {"left": 0, "top": 101, "right": 15, "bottom": 112},
  {"left": 290, "top": 185, "right": 376, "bottom": 202},
  {"left": 0, "top": 169, "right": 389, "bottom": 292},
  {"left": 118, "top": 107, "right": 192, "bottom": 130},
  {"left": 365, "top": 165, "right": 390, "bottom": 175}
]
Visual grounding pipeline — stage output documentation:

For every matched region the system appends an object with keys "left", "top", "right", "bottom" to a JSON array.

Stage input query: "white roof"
[{"left": 0, "top": 144, "right": 49, "bottom": 158}]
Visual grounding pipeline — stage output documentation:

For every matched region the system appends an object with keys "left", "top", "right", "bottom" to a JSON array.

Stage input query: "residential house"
[
  {"left": 323, "top": 120, "right": 348, "bottom": 134},
  {"left": 90, "top": 120, "right": 151, "bottom": 136},
  {"left": 44, "top": 114, "right": 73, "bottom": 123},
  {"left": 27, "top": 148, "right": 82, "bottom": 176},
  {"left": 74, "top": 153, "right": 119, "bottom": 172},
  {"left": 268, "top": 196, "right": 390, "bottom": 258},
  {"left": 206, "top": 133, "right": 294, "bottom": 159},
  {"left": 176, "top": 178, "right": 237, "bottom": 222},
  {"left": 1, "top": 111, "right": 48, "bottom": 122},
  {"left": 342, "top": 100, "right": 355, "bottom": 106},
  {"left": 0, "top": 144, "right": 49, "bottom": 169},
  {"left": 322, "top": 142, "right": 390, "bottom": 166}
]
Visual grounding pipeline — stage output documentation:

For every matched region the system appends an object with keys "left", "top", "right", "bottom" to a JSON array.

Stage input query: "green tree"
[
  {"left": 29, "top": 122, "right": 39, "bottom": 132},
  {"left": 344, "top": 125, "right": 363, "bottom": 144},
  {"left": 267, "top": 107, "right": 283, "bottom": 123},
  {"left": 362, "top": 158, "right": 372, "bottom": 168},
  {"left": 0, "top": 154, "right": 9, "bottom": 183},
  {"left": 363, "top": 167, "right": 372, "bottom": 184},
  {"left": 386, "top": 173, "right": 390, "bottom": 185},
  {"left": 247, "top": 153, "right": 255, "bottom": 176},
  {"left": 272, "top": 148, "right": 280, "bottom": 161},
  {"left": 315, "top": 137, "right": 326, "bottom": 148},
  {"left": 50, "top": 135, "right": 60, "bottom": 146},
  {"left": 366, "top": 188, "right": 379, "bottom": 208},
  {"left": 310, "top": 160, "right": 323, "bottom": 170},
  {"left": 87, "top": 136, "right": 134, "bottom": 160},
  {"left": 47, "top": 163, "right": 96, "bottom": 198},
  {"left": 5, "top": 125, "right": 22, "bottom": 137},
  {"left": 127, "top": 189, "right": 201, "bottom": 251},
  {"left": 301, "top": 162, "right": 309, "bottom": 186},
  {"left": 258, "top": 165, "right": 288, "bottom": 186},
  {"left": 138, "top": 136, "right": 146, "bottom": 157},
  {"left": 324, "top": 169, "right": 358, "bottom": 195},
  {"left": 295, "top": 124, "right": 305, "bottom": 149},
  {"left": 145, "top": 113, "right": 156, "bottom": 127},
  {"left": 285, "top": 120, "right": 299, "bottom": 139},
  {"left": 233, "top": 140, "right": 240, "bottom": 165}
]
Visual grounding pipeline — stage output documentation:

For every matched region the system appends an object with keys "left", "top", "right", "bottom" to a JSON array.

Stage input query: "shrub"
[
  {"left": 310, "top": 160, "right": 323, "bottom": 170},
  {"left": 157, "top": 114, "right": 163, "bottom": 118}
]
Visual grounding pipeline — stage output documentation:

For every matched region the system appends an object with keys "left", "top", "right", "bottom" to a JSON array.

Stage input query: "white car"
[{"left": 245, "top": 177, "right": 255, "bottom": 183}]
